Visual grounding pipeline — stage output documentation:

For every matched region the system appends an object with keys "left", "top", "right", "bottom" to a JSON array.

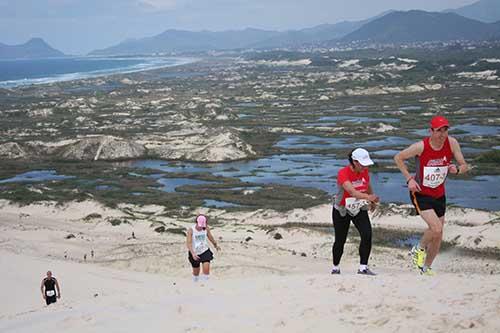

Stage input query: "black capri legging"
[{"left": 332, "top": 207, "right": 372, "bottom": 266}]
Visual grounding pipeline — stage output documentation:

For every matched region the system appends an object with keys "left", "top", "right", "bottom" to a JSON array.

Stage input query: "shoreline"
[{"left": 0, "top": 56, "right": 198, "bottom": 88}]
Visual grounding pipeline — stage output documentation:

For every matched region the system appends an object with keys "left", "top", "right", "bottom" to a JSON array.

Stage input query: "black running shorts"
[
  {"left": 46, "top": 295, "right": 57, "bottom": 305},
  {"left": 188, "top": 249, "right": 214, "bottom": 268},
  {"left": 410, "top": 192, "right": 446, "bottom": 218}
]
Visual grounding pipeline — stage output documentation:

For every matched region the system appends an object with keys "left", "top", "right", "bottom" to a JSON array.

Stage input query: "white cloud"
[{"left": 139, "top": 0, "right": 177, "bottom": 11}]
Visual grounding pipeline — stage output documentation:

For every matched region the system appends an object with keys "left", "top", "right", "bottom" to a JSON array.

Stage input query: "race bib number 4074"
[{"left": 423, "top": 166, "right": 448, "bottom": 188}]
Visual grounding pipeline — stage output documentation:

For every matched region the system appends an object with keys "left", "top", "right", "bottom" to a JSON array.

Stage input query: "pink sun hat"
[{"left": 196, "top": 214, "right": 207, "bottom": 228}]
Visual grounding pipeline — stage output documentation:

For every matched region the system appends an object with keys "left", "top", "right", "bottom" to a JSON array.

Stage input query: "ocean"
[{"left": 0, "top": 56, "right": 194, "bottom": 88}]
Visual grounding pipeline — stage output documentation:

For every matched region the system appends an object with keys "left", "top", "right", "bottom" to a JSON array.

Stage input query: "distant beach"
[{"left": 0, "top": 56, "right": 196, "bottom": 88}]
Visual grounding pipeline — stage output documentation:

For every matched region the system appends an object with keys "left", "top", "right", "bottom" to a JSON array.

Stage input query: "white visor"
[{"left": 351, "top": 148, "right": 374, "bottom": 166}]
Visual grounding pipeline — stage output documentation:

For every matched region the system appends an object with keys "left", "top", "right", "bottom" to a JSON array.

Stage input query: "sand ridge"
[{"left": 1, "top": 199, "right": 499, "bottom": 332}]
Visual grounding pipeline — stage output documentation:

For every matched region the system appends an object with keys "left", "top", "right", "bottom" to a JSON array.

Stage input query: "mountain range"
[
  {"left": 2, "top": 0, "right": 500, "bottom": 59},
  {"left": 341, "top": 10, "right": 500, "bottom": 44},
  {"left": 447, "top": 0, "right": 500, "bottom": 23},
  {"left": 247, "top": 11, "right": 394, "bottom": 49},
  {"left": 91, "top": 1, "right": 500, "bottom": 56},
  {"left": 0, "top": 38, "right": 65, "bottom": 59},
  {"left": 89, "top": 20, "right": 374, "bottom": 56},
  {"left": 90, "top": 11, "right": 398, "bottom": 56}
]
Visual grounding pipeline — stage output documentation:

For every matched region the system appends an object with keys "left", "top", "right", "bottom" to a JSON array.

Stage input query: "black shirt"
[{"left": 43, "top": 277, "right": 57, "bottom": 294}]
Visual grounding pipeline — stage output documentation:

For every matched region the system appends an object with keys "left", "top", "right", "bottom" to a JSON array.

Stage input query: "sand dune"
[{"left": 1, "top": 200, "right": 499, "bottom": 332}]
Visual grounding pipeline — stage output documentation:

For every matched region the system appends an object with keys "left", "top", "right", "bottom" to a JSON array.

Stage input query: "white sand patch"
[
  {"left": 376, "top": 62, "right": 415, "bottom": 71},
  {"left": 252, "top": 59, "right": 312, "bottom": 66},
  {"left": 420, "top": 97, "right": 436, "bottom": 103},
  {"left": 327, "top": 72, "right": 371, "bottom": 83},
  {"left": 258, "top": 92, "right": 278, "bottom": 100},
  {"left": 313, "top": 126, "right": 345, "bottom": 132},
  {"left": 374, "top": 123, "right": 397, "bottom": 133},
  {"left": 28, "top": 108, "right": 53, "bottom": 117},
  {"left": 345, "top": 86, "right": 388, "bottom": 96},
  {"left": 405, "top": 85, "right": 426, "bottom": 92},
  {"left": 471, "top": 58, "right": 500, "bottom": 66},
  {"left": 268, "top": 127, "right": 303, "bottom": 133},
  {"left": 423, "top": 84, "right": 443, "bottom": 90},
  {"left": 342, "top": 83, "right": 440, "bottom": 96},
  {"left": 337, "top": 59, "right": 360, "bottom": 68},
  {"left": 397, "top": 58, "right": 418, "bottom": 63},
  {"left": 139, "top": 127, "right": 255, "bottom": 162},
  {"left": 457, "top": 70, "right": 498, "bottom": 80},
  {"left": 482, "top": 58, "right": 500, "bottom": 63},
  {"left": 120, "top": 78, "right": 136, "bottom": 85}
]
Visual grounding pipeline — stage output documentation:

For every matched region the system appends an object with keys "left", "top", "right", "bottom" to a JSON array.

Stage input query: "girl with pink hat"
[{"left": 186, "top": 214, "right": 221, "bottom": 282}]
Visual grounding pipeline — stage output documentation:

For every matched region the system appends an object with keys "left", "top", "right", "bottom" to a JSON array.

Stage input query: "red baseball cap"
[{"left": 430, "top": 116, "right": 449, "bottom": 129}]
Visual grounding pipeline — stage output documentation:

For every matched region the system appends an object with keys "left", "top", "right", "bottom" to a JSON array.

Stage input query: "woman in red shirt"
[{"left": 331, "top": 148, "right": 380, "bottom": 275}]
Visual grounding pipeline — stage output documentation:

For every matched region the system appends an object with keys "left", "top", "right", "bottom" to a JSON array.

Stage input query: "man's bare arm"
[
  {"left": 449, "top": 136, "right": 468, "bottom": 174},
  {"left": 394, "top": 141, "right": 424, "bottom": 192},
  {"left": 394, "top": 142, "right": 423, "bottom": 181},
  {"left": 55, "top": 278, "right": 61, "bottom": 298}
]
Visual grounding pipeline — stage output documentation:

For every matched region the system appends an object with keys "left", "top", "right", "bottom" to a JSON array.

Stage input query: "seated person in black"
[{"left": 40, "top": 271, "right": 61, "bottom": 305}]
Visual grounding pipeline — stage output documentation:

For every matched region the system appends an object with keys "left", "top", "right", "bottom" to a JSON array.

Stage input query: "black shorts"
[
  {"left": 188, "top": 249, "right": 213, "bottom": 268},
  {"left": 410, "top": 192, "right": 446, "bottom": 218},
  {"left": 46, "top": 295, "right": 57, "bottom": 305}
]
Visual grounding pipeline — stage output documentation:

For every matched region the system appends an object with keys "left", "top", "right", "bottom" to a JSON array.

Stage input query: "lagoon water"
[
  {"left": 131, "top": 156, "right": 500, "bottom": 211},
  {"left": 0, "top": 56, "right": 194, "bottom": 88},
  {"left": 2, "top": 158, "right": 500, "bottom": 210},
  {"left": 0, "top": 170, "right": 74, "bottom": 183}
]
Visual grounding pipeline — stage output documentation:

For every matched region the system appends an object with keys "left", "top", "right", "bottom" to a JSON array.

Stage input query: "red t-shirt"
[
  {"left": 336, "top": 165, "right": 370, "bottom": 206},
  {"left": 415, "top": 137, "right": 453, "bottom": 198}
]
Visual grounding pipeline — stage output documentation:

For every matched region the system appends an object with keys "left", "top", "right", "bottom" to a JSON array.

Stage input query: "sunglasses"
[{"left": 432, "top": 126, "right": 449, "bottom": 133}]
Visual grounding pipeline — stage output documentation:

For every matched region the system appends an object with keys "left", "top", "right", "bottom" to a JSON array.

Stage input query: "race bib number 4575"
[
  {"left": 423, "top": 166, "right": 448, "bottom": 188},
  {"left": 345, "top": 198, "right": 369, "bottom": 216}
]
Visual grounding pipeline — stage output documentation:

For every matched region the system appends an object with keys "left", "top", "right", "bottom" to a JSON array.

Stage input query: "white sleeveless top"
[{"left": 191, "top": 225, "right": 209, "bottom": 255}]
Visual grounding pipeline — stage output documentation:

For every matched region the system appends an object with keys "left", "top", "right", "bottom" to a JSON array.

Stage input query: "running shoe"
[
  {"left": 420, "top": 267, "right": 435, "bottom": 276},
  {"left": 357, "top": 268, "right": 376, "bottom": 276},
  {"left": 331, "top": 268, "right": 341, "bottom": 275},
  {"left": 410, "top": 246, "right": 426, "bottom": 269}
]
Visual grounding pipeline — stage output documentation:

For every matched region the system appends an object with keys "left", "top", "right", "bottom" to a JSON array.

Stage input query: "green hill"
[
  {"left": 341, "top": 10, "right": 500, "bottom": 43},
  {"left": 0, "top": 38, "right": 65, "bottom": 59}
]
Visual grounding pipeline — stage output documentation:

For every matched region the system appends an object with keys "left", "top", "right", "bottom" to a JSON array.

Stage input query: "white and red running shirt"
[
  {"left": 335, "top": 165, "right": 370, "bottom": 215},
  {"left": 415, "top": 137, "right": 453, "bottom": 198}
]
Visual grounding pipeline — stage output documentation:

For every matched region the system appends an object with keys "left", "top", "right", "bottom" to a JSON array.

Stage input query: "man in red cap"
[{"left": 394, "top": 115, "right": 468, "bottom": 276}]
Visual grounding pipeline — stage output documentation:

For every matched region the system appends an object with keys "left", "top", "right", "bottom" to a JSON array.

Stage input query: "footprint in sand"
[
  {"left": 61, "top": 314, "right": 95, "bottom": 327},
  {"left": 300, "top": 307, "right": 317, "bottom": 317},
  {"left": 340, "top": 304, "right": 357, "bottom": 313},
  {"left": 306, "top": 278, "right": 316, "bottom": 285},
  {"left": 372, "top": 317, "right": 390, "bottom": 327},
  {"left": 455, "top": 319, "right": 481, "bottom": 329}
]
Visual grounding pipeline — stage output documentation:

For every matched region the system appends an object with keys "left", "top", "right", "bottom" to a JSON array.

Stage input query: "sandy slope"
[{"left": 0, "top": 200, "right": 499, "bottom": 332}]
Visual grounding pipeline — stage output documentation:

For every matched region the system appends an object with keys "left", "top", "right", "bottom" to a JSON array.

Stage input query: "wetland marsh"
[{"left": 1, "top": 46, "right": 499, "bottom": 212}]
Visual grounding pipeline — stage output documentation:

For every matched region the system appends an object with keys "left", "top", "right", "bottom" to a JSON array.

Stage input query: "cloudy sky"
[{"left": 0, "top": 0, "right": 477, "bottom": 55}]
